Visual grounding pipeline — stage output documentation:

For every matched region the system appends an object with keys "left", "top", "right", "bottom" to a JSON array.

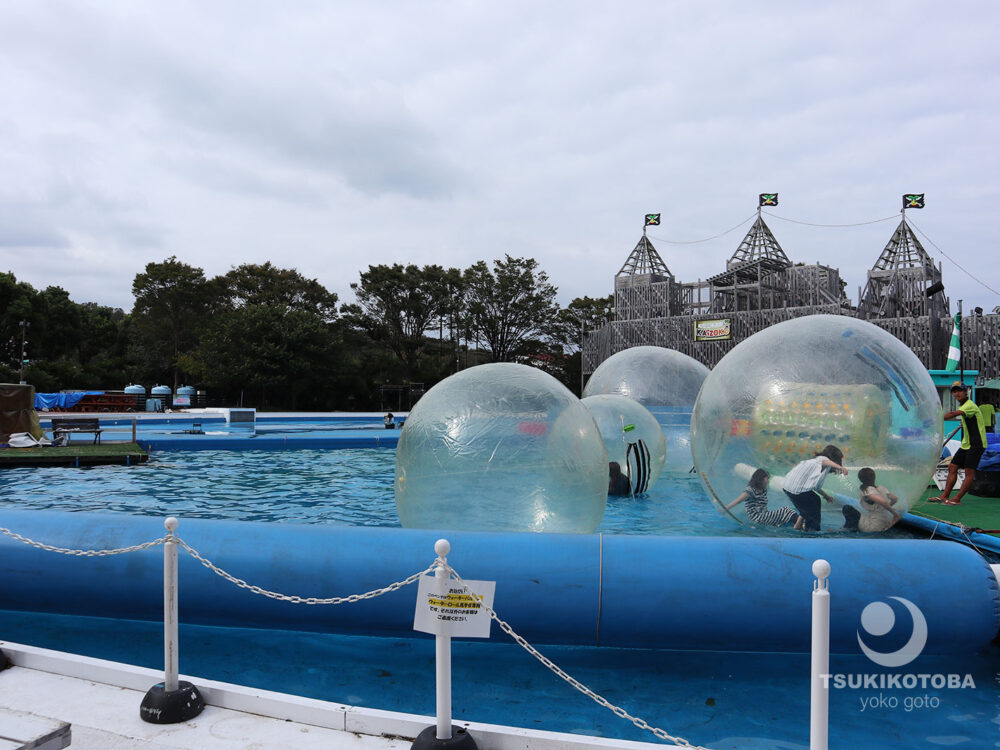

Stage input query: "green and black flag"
[
  {"left": 759, "top": 193, "right": 778, "bottom": 207},
  {"left": 644, "top": 213, "right": 661, "bottom": 226},
  {"left": 903, "top": 194, "right": 925, "bottom": 209}
]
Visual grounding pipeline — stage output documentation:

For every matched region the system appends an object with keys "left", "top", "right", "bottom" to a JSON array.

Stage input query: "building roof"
[{"left": 616, "top": 235, "right": 673, "bottom": 278}]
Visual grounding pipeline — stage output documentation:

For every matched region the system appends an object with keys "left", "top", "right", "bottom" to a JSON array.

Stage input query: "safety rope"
[
  {"left": 648, "top": 213, "right": 755, "bottom": 245},
  {"left": 762, "top": 211, "right": 898, "bottom": 228},
  {"left": 907, "top": 218, "right": 1000, "bottom": 297}
]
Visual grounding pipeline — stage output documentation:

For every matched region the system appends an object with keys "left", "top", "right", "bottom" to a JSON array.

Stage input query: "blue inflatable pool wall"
[{"left": 1, "top": 509, "right": 997, "bottom": 655}]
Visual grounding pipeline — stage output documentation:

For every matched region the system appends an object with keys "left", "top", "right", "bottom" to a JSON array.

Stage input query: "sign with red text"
[{"left": 694, "top": 318, "right": 732, "bottom": 341}]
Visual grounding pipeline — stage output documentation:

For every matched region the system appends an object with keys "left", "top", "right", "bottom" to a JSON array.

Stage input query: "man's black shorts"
[{"left": 951, "top": 447, "right": 984, "bottom": 470}]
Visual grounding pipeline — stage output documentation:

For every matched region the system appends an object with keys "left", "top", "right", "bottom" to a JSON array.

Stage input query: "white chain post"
[
  {"left": 434, "top": 539, "right": 452, "bottom": 741},
  {"left": 811, "top": 559, "right": 831, "bottom": 750},
  {"left": 140, "top": 517, "right": 204, "bottom": 724},
  {"left": 164, "top": 517, "right": 179, "bottom": 693},
  {"left": 412, "top": 540, "right": 478, "bottom": 750}
]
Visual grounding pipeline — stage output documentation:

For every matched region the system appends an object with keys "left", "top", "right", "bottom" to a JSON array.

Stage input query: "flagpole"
[{"left": 958, "top": 299, "right": 964, "bottom": 386}]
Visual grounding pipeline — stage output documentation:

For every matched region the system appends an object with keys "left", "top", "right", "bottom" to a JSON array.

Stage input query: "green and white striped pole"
[{"left": 945, "top": 311, "right": 961, "bottom": 373}]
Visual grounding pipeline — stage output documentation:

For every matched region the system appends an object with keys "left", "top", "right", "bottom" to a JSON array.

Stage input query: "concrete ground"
[
  {"left": 1, "top": 667, "right": 407, "bottom": 750},
  {"left": 0, "top": 642, "right": 675, "bottom": 750}
]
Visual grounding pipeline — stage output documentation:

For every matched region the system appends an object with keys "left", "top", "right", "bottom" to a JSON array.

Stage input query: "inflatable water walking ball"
[
  {"left": 395, "top": 363, "right": 609, "bottom": 533},
  {"left": 691, "top": 315, "right": 943, "bottom": 524},
  {"left": 581, "top": 394, "right": 666, "bottom": 495},
  {"left": 583, "top": 346, "right": 710, "bottom": 473}
]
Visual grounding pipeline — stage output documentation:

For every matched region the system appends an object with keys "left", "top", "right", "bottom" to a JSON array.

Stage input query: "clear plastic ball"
[
  {"left": 581, "top": 395, "right": 667, "bottom": 495},
  {"left": 395, "top": 363, "right": 609, "bottom": 533},
  {"left": 691, "top": 315, "right": 943, "bottom": 525},
  {"left": 583, "top": 346, "right": 710, "bottom": 473}
]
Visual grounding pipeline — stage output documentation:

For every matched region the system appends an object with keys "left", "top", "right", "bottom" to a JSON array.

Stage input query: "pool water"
[
  {"left": 1, "top": 609, "right": 997, "bottom": 749},
  {"left": 0, "top": 448, "right": 921, "bottom": 538},
  {"left": 1, "top": 433, "right": 991, "bottom": 747}
]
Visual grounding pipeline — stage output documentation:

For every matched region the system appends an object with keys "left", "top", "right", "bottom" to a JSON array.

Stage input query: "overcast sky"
[{"left": 1, "top": 1, "right": 997, "bottom": 315}]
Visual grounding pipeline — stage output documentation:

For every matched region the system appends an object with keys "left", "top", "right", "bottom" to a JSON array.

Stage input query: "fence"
[
  {"left": 584, "top": 309, "right": 1000, "bottom": 379},
  {"left": 2, "top": 517, "right": 841, "bottom": 749}
]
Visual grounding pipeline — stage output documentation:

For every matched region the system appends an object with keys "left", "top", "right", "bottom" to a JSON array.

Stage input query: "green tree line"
[{"left": 0, "top": 258, "right": 613, "bottom": 410}]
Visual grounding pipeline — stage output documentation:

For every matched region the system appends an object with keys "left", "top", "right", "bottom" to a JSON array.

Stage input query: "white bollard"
[
  {"left": 434, "top": 538, "right": 452, "bottom": 741},
  {"left": 411, "top": 540, "right": 477, "bottom": 750},
  {"left": 140, "top": 517, "right": 205, "bottom": 724},
  {"left": 810, "top": 558, "right": 830, "bottom": 750},
  {"left": 164, "top": 517, "right": 179, "bottom": 692}
]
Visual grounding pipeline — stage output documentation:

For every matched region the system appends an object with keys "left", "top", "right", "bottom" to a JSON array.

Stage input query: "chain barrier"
[
  {"left": 444, "top": 564, "right": 710, "bottom": 750},
  {"left": 2, "top": 521, "right": 707, "bottom": 746},
  {"left": 176, "top": 537, "right": 435, "bottom": 604},
  {"left": 0, "top": 525, "right": 167, "bottom": 556}
]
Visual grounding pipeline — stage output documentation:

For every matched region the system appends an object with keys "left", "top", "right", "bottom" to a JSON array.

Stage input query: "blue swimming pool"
[
  {"left": 3, "top": 416, "right": 996, "bottom": 748},
  {"left": 0, "top": 447, "right": 924, "bottom": 538},
  {"left": 1, "top": 609, "right": 997, "bottom": 749}
]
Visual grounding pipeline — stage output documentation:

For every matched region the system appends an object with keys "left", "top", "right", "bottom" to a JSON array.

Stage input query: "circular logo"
[{"left": 857, "top": 596, "right": 927, "bottom": 668}]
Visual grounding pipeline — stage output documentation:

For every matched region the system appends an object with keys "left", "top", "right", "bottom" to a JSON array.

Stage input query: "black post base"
[
  {"left": 140, "top": 681, "right": 205, "bottom": 724},
  {"left": 411, "top": 725, "right": 478, "bottom": 750}
]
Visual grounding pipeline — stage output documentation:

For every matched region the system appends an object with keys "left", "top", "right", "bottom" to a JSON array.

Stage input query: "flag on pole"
[
  {"left": 945, "top": 313, "right": 961, "bottom": 372},
  {"left": 903, "top": 194, "right": 925, "bottom": 209},
  {"left": 644, "top": 214, "right": 661, "bottom": 226},
  {"left": 759, "top": 193, "right": 778, "bottom": 207}
]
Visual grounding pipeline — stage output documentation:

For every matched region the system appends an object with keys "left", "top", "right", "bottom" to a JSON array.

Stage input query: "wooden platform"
[{"left": 0, "top": 443, "right": 148, "bottom": 468}]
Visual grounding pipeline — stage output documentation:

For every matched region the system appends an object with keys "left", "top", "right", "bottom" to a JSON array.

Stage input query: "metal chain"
[
  {"left": 0, "top": 521, "right": 707, "bottom": 747},
  {"left": 0, "top": 525, "right": 167, "bottom": 556},
  {"left": 446, "top": 565, "right": 711, "bottom": 750},
  {"left": 176, "top": 537, "right": 435, "bottom": 604}
]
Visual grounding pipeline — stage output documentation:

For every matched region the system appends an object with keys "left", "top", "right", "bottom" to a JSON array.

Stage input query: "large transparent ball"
[
  {"left": 581, "top": 395, "right": 666, "bottom": 495},
  {"left": 584, "top": 346, "right": 710, "bottom": 473},
  {"left": 395, "top": 363, "right": 609, "bottom": 533},
  {"left": 692, "top": 315, "right": 942, "bottom": 524}
]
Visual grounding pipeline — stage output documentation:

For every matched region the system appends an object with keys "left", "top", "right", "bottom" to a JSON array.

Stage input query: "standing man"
[{"left": 930, "top": 382, "right": 987, "bottom": 505}]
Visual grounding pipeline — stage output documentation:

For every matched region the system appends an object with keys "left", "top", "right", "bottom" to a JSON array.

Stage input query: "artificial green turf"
[{"left": 910, "top": 484, "right": 1000, "bottom": 534}]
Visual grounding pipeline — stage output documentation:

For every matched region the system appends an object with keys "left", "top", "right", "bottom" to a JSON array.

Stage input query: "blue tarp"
[
  {"left": 979, "top": 450, "right": 1000, "bottom": 472},
  {"left": 34, "top": 392, "right": 103, "bottom": 410}
]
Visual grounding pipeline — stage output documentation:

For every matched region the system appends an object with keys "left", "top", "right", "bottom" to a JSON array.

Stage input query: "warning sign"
[{"left": 413, "top": 576, "right": 495, "bottom": 639}]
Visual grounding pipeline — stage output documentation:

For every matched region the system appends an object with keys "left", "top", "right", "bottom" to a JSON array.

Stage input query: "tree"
[
  {"left": 348, "top": 264, "right": 453, "bottom": 380},
  {"left": 546, "top": 295, "right": 614, "bottom": 394},
  {"left": 182, "top": 262, "right": 343, "bottom": 409},
  {"left": 464, "top": 255, "right": 560, "bottom": 362},
  {"left": 560, "top": 295, "right": 614, "bottom": 342},
  {"left": 130, "top": 257, "right": 213, "bottom": 389},
  {"left": 221, "top": 262, "right": 338, "bottom": 320},
  {"left": 186, "top": 305, "right": 338, "bottom": 410}
]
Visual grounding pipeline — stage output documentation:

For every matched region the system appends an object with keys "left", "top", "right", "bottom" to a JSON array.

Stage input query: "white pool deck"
[{"left": 0, "top": 642, "right": 680, "bottom": 750}]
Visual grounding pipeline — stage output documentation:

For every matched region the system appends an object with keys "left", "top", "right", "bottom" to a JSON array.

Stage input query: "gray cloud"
[{"left": 0, "top": 1, "right": 996, "bottom": 313}]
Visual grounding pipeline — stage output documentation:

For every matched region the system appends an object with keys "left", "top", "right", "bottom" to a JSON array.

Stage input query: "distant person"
[
  {"left": 384, "top": 412, "right": 396, "bottom": 430},
  {"left": 929, "top": 382, "right": 986, "bottom": 505},
  {"left": 726, "top": 468, "right": 800, "bottom": 528},
  {"left": 608, "top": 461, "right": 631, "bottom": 496},
  {"left": 782, "top": 445, "right": 849, "bottom": 532},
  {"left": 842, "top": 467, "right": 901, "bottom": 532}
]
